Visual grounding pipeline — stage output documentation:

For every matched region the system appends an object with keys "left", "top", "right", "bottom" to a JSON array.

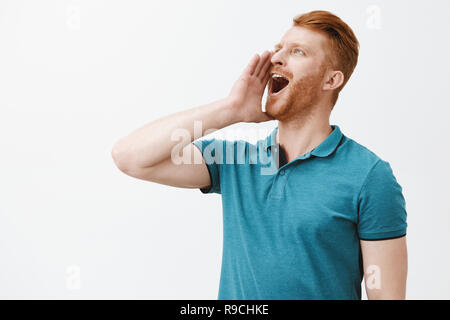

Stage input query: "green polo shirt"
[{"left": 192, "top": 124, "right": 407, "bottom": 300}]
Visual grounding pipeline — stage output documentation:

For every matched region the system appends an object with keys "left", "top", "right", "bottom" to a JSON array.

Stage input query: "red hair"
[{"left": 293, "top": 10, "right": 359, "bottom": 107}]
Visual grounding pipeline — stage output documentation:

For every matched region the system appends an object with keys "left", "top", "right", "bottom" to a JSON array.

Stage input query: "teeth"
[{"left": 272, "top": 74, "right": 285, "bottom": 78}]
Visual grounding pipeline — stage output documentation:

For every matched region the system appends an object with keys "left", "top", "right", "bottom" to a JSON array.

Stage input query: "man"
[{"left": 111, "top": 10, "right": 407, "bottom": 300}]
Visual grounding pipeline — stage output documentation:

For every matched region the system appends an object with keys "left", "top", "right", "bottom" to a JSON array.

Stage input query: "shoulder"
[
  {"left": 342, "top": 136, "right": 402, "bottom": 192},
  {"left": 338, "top": 135, "right": 389, "bottom": 172},
  {"left": 336, "top": 135, "right": 402, "bottom": 192}
]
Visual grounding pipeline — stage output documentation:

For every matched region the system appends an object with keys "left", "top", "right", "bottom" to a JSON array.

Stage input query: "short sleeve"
[
  {"left": 192, "top": 138, "right": 225, "bottom": 194},
  {"left": 357, "top": 159, "right": 408, "bottom": 240}
]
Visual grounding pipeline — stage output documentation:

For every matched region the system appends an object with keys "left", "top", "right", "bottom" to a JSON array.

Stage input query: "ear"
[{"left": 323, "top": 70, "right": 344, "bottom": 92}]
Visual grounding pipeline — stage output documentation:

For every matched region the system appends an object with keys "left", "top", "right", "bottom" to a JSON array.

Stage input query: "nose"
[{"left": 270, "top": 50, "right": 285, "bottom": 67}]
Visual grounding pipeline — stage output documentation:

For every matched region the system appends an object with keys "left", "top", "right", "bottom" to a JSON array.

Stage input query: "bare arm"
[
  {"left": 361, "top": 236, "right": 408, "bottom": 299},
  {"left": 111, "top": 50, "right": 274, "bottom": 188}
]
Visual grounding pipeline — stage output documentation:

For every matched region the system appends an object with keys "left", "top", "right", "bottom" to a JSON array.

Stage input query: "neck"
[{"left": 276, "top": 112, "right": 332, "bottom": 163}]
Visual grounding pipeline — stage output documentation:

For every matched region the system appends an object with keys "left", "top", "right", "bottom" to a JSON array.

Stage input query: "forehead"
[{"left": 274, "top": 26, "right": 329, "bottom": 54}]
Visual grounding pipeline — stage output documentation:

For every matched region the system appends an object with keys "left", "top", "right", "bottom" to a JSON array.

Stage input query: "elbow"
[
  {"left": 111, "top": 140, "right": 133, "bottom": 174},
  {"left": 111, "top": 139, "right": 157, "bottom": 179}
]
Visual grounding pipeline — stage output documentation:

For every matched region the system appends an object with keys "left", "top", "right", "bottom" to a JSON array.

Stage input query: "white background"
[{"left": 0, "top": 0, "right": 449, "bottom": 299}]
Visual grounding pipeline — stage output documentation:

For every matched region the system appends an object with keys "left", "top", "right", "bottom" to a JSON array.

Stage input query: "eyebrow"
[{"left": 273, "top": 41, "right": 311, "bottom": 52}]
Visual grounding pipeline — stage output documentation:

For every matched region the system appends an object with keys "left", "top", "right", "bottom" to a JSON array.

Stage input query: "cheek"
[{"left": 292, "top": 63, "right": 318, "bottom": 82}]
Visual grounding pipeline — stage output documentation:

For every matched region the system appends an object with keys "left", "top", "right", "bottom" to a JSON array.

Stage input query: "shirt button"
[{"left": 279, "top": 170, "right": 285, "bottom": 175}]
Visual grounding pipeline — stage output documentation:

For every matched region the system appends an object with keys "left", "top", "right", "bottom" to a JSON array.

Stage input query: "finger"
[
  {"left": 262, "top": 68, "right": 271, "bottom": 86},
  {"left": 261, "top": 68, "right": 271, "bottom": 88},
  {"left": 245, "top": 54, "right": 260, "bottom": 76},
  {"left": 254, "top": 50, "right": 270, "bottom": 77},
  {"left": 260, "top": 52, "right": 273, "bottom": 83},
  {"left": 258, "top": 51, "right": 273, "bottom": 79}
]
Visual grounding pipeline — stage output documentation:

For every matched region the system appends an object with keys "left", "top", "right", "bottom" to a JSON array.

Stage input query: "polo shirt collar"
[{"left": 264, "top": 124, "right": 343, "bottom": 158}]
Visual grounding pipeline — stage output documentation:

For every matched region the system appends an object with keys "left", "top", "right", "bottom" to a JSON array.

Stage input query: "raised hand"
[{"left": 227, "top": 50, "right": 275, "bottom": 123}]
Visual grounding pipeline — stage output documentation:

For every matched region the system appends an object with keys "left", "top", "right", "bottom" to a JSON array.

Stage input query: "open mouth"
[{"left": 269, "top": 74, "right": 290, "bottom": 96}]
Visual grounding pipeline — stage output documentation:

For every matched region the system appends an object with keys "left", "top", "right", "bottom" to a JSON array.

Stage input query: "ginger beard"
[{"left": 264, "top": 64, "right": 328, "bottom": 122}]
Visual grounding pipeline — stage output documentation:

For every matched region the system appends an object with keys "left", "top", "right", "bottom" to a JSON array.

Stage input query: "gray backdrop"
[{"left": 0, "top": 0, "right": 449, "bottom": 299}]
